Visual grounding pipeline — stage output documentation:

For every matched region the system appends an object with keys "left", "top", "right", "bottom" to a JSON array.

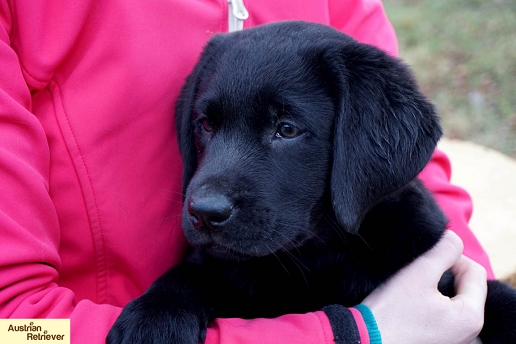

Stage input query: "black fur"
[{"left": 107, "top": 21, "right": 516, "bottom": 344}]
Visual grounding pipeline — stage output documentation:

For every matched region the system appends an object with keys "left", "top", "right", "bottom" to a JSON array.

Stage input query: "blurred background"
[
  {"left": 384, "top": 0, "right": 516, "bottom": 158},
  {"left": 384, "top": 0, "right": 516, "bottom": 280}
]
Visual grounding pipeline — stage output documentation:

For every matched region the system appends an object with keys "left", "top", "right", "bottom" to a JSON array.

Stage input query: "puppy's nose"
[{"left": 188, "top": 195, "right": 233, "bottom": 230}]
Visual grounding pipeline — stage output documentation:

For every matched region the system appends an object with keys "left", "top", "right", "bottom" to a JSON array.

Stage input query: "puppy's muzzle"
[{"left": 187, "top": 195, "right": 234, "bottom": 231}]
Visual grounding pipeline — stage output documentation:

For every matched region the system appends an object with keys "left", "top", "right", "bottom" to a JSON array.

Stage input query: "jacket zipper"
[{"left": 228, "top": 0, "right": 249, "bottom": 32}]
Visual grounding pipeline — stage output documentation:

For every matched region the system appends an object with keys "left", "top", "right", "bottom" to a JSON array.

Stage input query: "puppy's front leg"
[{"left": 106, "top": 263, "right": 214, "bottom": 344}]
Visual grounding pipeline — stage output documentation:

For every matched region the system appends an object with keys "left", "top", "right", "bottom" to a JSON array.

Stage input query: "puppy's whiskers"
[
  {"left": 167, "top": 190, "right": 187, "bottom": 198},
  {"left": 322, "top": 214, "right": 356, "bottom": 262},
  {"left": 263, "top": 229, "right": 310, "bottom": 287},
  {"left": 228, "top": 260, "right": 248, "bottom": 281},
  {"left": 322, "top": 214, "right": 347, "bottom": 243},
  {"left": 282, "top": 250, "right": 310, "bottom": 288},
  {"left": 282, "top": 249, "right": 310, "bottom": 272},
  {"left": 272, "top": 220, "right": 327, "bottom": 247},
  {"left": 163, "top": 198, "right": 185, "bottom": 206},
  {"left": 356, "top": 233, "right": 373, "bottom": 252},
  {"left": 260, "top": 235, "right": 289, "bottom": 274},
  {"left": 270, "top": 228, "right": 302, "bottom": 255}
]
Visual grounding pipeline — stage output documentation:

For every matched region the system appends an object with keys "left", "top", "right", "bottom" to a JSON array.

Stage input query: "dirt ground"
[{"left": 438, "top": 138, "right": 516, "bottom": 278}]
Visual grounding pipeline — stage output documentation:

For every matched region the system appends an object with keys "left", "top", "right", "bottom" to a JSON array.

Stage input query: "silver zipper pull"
[
  {"left": 231, "top": 0, "right": 249, "bottom": 20},
  {"left": 228, "top": 0, "right": 249, "bottom": 32}
]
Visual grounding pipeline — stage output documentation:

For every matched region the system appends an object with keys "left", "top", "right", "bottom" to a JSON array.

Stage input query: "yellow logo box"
[{"left": 0, "top": 319, "right": 70, "bottom": 344}]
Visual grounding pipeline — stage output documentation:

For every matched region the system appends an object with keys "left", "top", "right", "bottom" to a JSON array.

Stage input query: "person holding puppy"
[{"left": 0, "top": 0, "right": 490, "bottom": 343}]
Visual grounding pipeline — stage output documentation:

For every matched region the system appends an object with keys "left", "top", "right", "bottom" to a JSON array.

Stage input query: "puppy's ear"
[
  {"left": 175, "top": 36, "right": 226, "bottom": 199},
  {"left": 327, "top": 42, "right": 442, "bottom": 233}
]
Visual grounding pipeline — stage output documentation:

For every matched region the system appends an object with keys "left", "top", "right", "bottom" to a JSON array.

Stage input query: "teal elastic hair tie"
[{"left": 354, "top": 304, "right": 382, "bottom": 344}]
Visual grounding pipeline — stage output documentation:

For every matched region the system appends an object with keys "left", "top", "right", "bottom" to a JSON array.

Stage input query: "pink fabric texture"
[{"left": 0, "top": 0, "right": 492, "bottom": 343}]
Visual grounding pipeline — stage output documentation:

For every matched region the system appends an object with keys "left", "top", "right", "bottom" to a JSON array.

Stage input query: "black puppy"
[{"left": 107, "top": 21, "right": 516, "bottom": 343}]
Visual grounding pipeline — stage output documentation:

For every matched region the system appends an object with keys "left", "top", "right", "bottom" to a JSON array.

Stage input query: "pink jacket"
[{"left": 0, "top": 0, "right": 493, "bottom": 343}]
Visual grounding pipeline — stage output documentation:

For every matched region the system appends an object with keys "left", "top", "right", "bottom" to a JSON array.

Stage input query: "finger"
[
  {"left": 449, "top": 256, "right": 487, "bottom": 339},
  {"left": 452, "top": 255, "right": 488, "bottom": 311},
  {"left": 406, "top": 230, "right": 464, "bottom": 282}
]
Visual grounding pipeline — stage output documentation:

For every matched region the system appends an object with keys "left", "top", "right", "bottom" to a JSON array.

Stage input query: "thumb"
[{"left": 406, "top": 230, "right": 464, "bottom": 282}]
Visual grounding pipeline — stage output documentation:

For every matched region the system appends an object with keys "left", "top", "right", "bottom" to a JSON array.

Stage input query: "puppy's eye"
[
  {"left": 201, "top": 118, "right": 213, "bottom": 132},
  {"left": 276, "top": 122, "right": 300, "bottom": 139}
]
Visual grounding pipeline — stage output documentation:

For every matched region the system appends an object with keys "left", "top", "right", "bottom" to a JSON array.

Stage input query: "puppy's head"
[{"left": 175, "top": 21, "right": 441, "bottom": 261}]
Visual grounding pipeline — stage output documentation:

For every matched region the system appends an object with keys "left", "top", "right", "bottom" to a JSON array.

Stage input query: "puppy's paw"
[
  {"left": 480, "top": 280, "right": 516, "bottom": 343},
  {"left": 106, "top": 293, "right": 208, "bottom": 344}
]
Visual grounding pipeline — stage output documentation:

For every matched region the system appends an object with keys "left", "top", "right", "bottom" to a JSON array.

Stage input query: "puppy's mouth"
[
  {"left": 205, "top": 244, "right": 255, "bottom": 261},
  {"left": 201, "top": 233, "right": 310, "bottom": 262},
  {"left": 200, "top": 236, "right": 287, "bottom": 261}
]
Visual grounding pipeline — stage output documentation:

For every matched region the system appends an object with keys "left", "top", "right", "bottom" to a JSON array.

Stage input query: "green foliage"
[{"left": 384, "top": 0, "right": 516, "bottom": 157}]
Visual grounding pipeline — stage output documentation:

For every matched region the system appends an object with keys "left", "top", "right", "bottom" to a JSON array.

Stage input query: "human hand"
[{"left": 363, "top": 230, "right": 487, "bottom": 344}]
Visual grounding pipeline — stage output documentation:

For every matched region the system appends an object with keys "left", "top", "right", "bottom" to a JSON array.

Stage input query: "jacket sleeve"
[
  {"left": 206, "top": 311, "right": 355, "bottom": 344},
  {"left": 0, "top": 4, "right": 122, "bottom": 343},
  {"left": 418, "top": 149, "right": 495, "bottom": 278}
]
